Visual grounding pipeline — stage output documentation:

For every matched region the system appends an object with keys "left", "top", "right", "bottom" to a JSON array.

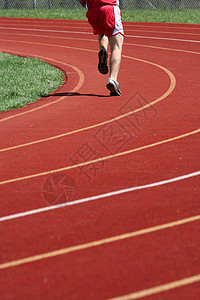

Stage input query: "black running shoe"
[{"left": 98, "top": 48, "right": 109, "bottom": 75}]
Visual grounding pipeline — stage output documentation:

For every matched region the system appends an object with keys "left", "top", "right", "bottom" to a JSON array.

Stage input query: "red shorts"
[{"left": 86, "top": 5, "right": 124, "bottom": 37}]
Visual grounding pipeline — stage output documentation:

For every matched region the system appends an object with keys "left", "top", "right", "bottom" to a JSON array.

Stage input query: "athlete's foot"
[{"left": 106, "top": 78, "right": 121, "bottom": 96}]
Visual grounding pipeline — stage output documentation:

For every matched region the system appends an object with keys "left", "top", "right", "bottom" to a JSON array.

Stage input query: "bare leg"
[
  {"left": 98, "top": 34, "right": 109, "bottom": 50},
  {"left": 108, "top": 33, "right": 124, "bottom": 82}
]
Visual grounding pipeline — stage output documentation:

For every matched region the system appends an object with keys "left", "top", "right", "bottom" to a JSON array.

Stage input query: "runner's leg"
[
  {"left": 98, "top": 34, "right": 109, "bottom": 50},
  {"left": 108, "top": 33, "right": 124, "bottom": 82}
]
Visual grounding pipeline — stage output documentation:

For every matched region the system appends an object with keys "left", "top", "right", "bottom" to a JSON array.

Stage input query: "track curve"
[{"left": 0, "top": 18, "right": 200, "bottom": 300}]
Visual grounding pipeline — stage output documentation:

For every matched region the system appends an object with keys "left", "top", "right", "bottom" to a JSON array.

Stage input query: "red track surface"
[{"left": 0, "top": 18, "right": 200, "bottom": 299}]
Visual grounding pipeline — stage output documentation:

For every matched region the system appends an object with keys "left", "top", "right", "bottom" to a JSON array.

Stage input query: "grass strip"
[
  {"left": 0, "top": 52, "right": 64, "bottom": 112},
  {"left": 0, "top": 9, "right": 199, "bottom": 23}
]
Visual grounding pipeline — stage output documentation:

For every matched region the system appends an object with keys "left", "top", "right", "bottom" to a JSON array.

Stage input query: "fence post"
[{"left": 33, "top": 0, "right": 36, "bottom": 9}]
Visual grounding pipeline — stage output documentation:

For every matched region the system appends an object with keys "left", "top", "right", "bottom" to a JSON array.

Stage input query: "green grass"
[
  {"left": 0, "top": 9, "right": 199, "bottom": 23},
  {"left": 0, "top": 52, "right": 64, "bottom": 112},
  {"left": 0, "top": 9, "right": 87, "bottom": 20},
  {"left": 122, "top": 9, "right": 200, "bottom": 23}
]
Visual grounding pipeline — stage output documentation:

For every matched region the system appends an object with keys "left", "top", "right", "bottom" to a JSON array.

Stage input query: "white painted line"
[
  {"left": 0, "top": 27, "right": 199, "bottom": 43},
  {"left": 0, "top": 171, "right": 199, "bottom": 223},
  {"left": 126, "top": 34, "right": 200, "bottom": 43},
  {"left": 0, "top": 26, "right": 92, "bottom": 35}
]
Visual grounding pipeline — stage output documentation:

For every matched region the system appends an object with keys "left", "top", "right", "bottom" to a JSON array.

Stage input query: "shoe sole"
[{"left": 98, "top": 49, "right": 108, "bottom": 75}]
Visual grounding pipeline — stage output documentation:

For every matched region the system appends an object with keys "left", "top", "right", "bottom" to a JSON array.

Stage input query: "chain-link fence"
[{"left": 0, "top": 0, "right": 200, "bottom": 10}]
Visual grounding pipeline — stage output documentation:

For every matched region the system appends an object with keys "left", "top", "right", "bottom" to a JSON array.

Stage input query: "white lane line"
[
  {"left": 0, "top": 27, "right": 92, "bottom": 35},
  {"left": 0, "top": 171, "right": 199, "bottom": 223},
  {"left": 0, "top": 27, "right": 199, "bottom": 43},
  {"left": 126, "top": 34, "right": 200, "bottom": 43}
]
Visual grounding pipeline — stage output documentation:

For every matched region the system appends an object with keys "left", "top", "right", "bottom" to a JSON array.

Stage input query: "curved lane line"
[
  {"left": 125, "top": 42, "right": 200, "bottom": 55},
  {"left": 0, "top": 39, "right": 175, "bottom": 124},
  {"left": 126, "top": 28, "right": 200, "bottom": 36},
  {"left": 126, "top": 34, "right": 200, "bottom": 43},
  {"left": 0, "top": 214, "right": 199, "bottom": 269},
  {"left": 0, "top": 41, "right": 176, "bottom": 151},
  {"left": 1, "top": 26, "right": 200, "bottom": 36},
  {"left": 0, "top": 27, "right": 200, "bottom": 43},
  {"left": 125, "top": 23, "right": 200, "bottom": 31},
  {"left": 109, "top": 274, "right": 200, "bottom": 300},
  {"left": 1, "top": 32, "right": 200, "bottom": 56},
  {"left": 1, "top": 20, "right": 200, "bottom": 31},
  {"left": 0, "top": 128, "right": 199, "bottom": 186},
  {"left": 0, "top": 50, "right": 84, "bottom": 123},
  {"left": 2, "top": 22, "right": 200, "bottom": 36},
  {"left": 0, "top": 171, "right": 199, "bottom": 222}
]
